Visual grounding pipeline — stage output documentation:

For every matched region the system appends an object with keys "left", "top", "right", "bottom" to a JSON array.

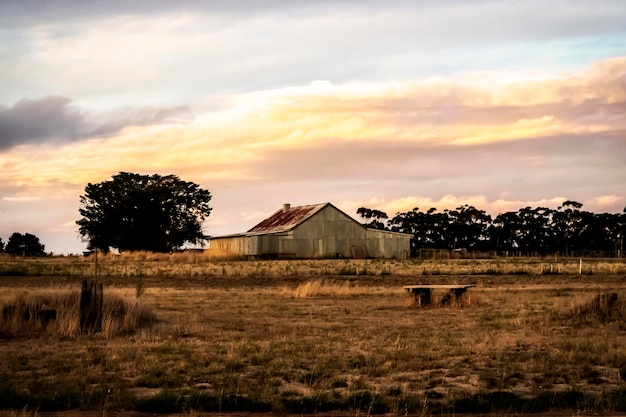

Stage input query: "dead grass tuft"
[
  {"left": 285, "top": 279, "right": 358, "bottom": 298},
  {"left": 85, "top": 248, "right": 246, "bottom": 264},
  {"left": 0, "top": 289, "right": 156, "bottom": 339}
]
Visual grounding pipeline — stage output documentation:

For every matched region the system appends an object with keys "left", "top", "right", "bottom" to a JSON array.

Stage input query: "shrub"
[
  {"left": 567, "top": 293, "right": 623, "bottom": 324},
  {"left": 0, "top": 266, "right": 28, "bottom": 276}
]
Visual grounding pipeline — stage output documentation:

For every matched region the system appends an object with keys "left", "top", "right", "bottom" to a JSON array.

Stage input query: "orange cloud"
[{"left": 1, "top": 57, "right": 624, "bottom": 198}]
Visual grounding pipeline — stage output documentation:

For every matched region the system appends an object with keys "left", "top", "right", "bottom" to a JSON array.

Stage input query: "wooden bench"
[{"left": 403, "top": 284, "right": 475, "bottom": 306}]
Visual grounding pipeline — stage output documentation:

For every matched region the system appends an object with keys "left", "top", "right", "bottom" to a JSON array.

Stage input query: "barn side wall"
[
  {"left": 210, "top": 205, "right": 410, "bottom": 259},
  {"left": 365, "top": 229, "right": 411, "bottom": 259}
]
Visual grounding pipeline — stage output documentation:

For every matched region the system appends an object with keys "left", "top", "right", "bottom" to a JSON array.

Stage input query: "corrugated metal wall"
[
  {"left": 280, "top": 205, "right": 409, "bottom": 258},
  {"left": 211, "top": 205, "right": 410, "bottom": 259},
  {"left": 211, "top": 235, "right": 255, "bottom": 255}
]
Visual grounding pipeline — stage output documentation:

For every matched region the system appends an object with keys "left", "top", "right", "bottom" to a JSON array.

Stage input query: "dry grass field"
[{"left": 0, "top": 255, "right": 625, "bottom": 415}]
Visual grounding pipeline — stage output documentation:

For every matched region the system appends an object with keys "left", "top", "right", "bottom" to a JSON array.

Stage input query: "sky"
[{"left": 0, "top": 0, "right": 625, "bottom": 254}]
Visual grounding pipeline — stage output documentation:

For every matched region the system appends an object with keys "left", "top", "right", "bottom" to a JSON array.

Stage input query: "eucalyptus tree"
[
  {"left": 553, "top": 200, "right": 584, "bottom": 255},
  {"left": 491, "top": 211, "right": 522, "bottom": 253},
  {"left": 577, "top": 212, "right": 622, "bottom": 254},
  {"left": 444, "top": 205, "right": 492, "bottom": 250},
  {"left": 356, "top": 207, "right": 389, "bottom": 230},
  {"left": 515, "top": 206, "right": 554, "bottom": 253}
]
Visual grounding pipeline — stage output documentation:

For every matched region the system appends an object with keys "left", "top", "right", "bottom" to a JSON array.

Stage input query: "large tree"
[
  {"left": 77, "top": 172, "right": 212, "bottom": 253},
  {"left": 5, "top": 232, "right": 46, "bottom": 256}
]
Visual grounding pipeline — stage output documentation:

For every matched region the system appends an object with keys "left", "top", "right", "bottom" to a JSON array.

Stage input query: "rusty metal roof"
[{"left": 247, "top": 203, "right": 328, "bottom": 234}]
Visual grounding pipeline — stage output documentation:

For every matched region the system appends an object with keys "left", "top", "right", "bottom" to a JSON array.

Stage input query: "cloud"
[
  {"left": 0, "top": 0, "right": 342, "bottom": 24},
  {"left": 2, "top": 196, "right": 41, "bottom": 202},
  {"left": 590, "top": 195, "right": 624, "bottom": 212},
  {"left": 3, "top": 1, "right": 626, "bottom": 39},
  {"left": 3, "top": 0, "right": 625, "bottom": 110},
  {"left": 0, "top": 96, "right": 85, "bottom": 149},
  {"left": 88, "top": 105, "right": 191, "bottom": 137},
  {"left": 9, "top": 60, "right": 626, "bottom": 140},
  {"left": 0, "top": 96, "right": 189, "bottom": 150},
  {"left": 2, "top": 57, "right": 625, "bottom": 189},
  {"left": 201, "top": 57, "right": 626, "bottom": 156}
]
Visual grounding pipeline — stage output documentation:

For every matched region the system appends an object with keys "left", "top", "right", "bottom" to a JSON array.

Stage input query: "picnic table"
[{"left": 403, "top": 284, "right": 475, "bottom": 306}]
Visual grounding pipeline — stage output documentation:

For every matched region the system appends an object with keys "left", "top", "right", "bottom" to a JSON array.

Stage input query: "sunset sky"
[{"left": 1, "top": 1, "right": 625, "bottom": 254}]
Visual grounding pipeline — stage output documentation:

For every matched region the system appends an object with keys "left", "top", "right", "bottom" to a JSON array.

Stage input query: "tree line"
[
  {"left": 0, "top": 232, "right": 46, "bottom": 256},
  {"left": 358, "top": 201, "right": 626, "bottom": 257},
  {"left": 4, "top": 170, "right": 623, "bottom": 258}
]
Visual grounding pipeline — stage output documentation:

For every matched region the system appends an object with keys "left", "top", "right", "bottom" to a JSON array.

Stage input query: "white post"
[{"left": 579, "top": 258, "right": 582, "bottom": 275}]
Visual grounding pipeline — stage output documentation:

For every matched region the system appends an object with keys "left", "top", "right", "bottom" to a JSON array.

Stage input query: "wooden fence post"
[{"left": 80, "top": 280, "right": 103, "bottom": 334}]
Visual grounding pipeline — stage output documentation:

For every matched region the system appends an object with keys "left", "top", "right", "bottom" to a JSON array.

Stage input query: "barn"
[{"left": 210, "top": 203, "right": 411, "bottom": 259}]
